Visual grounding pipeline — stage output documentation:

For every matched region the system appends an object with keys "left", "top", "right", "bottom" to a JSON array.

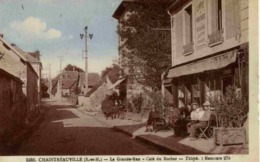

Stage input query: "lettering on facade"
[{"left": 195, "top": 0, "right": 207, "bottom": 46}]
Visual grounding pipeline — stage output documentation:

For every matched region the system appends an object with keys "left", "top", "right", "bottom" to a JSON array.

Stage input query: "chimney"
[{"left": 28, "top": 50, "right": 41, "bottom": 61}]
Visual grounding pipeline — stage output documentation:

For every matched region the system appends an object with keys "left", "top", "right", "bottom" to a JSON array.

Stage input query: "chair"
[{"left": 198, "top": 113, "right": 218, "bottom": 139}]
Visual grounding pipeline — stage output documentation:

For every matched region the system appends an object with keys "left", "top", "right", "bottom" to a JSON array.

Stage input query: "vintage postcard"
[{"left": 0, "top": 0, "right": 258, "bottom": 162}]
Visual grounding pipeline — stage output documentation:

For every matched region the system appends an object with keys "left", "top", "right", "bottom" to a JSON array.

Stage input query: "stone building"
[
  {"left": 163, "top": 0, "right": 249, "bottom": 107},
  {"left": 11, "top": 44, "right": 39, "bottom": 111},
  {"left": 0, "top": 69, "right": 26, "bottom": 141},
  {"left": 51, "top": 71, "right": 100, "bottom": 104},
  {"left": 28, "top": 50, "right": 42, "bottom": 102},
  {"left": 0, "top": 38, "right": 39, "bottom": 113}
]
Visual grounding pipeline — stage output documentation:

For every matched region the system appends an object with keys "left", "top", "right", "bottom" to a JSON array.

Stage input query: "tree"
[
  {"left": 64, "top": 64, "right": 84, "bottom": 72},
  {"left": 118, "top": 0, "right": 172, "bottom": 90}
]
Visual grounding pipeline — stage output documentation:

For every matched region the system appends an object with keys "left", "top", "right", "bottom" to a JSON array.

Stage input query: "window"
[
  {"left": 183, "top": 5, "right": 194, "bottom": 55},
  {"left": 184, "top": 5, "right": 193, "bottom": 43},
  {"left": 211, "top": 0, "right": 222, "bottom": 32}
]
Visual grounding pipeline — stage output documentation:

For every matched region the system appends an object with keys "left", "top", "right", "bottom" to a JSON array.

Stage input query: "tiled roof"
[
  {"left": 61, "top": 79, "right": 78, "bottom": 89},
  {"left": 88, "top": 73, "right": 100, "bottom": 87},
  {"left": 79, "top": 72, "right": 100, "bottom": 87},
  {"left": 86, "top": 66, "right": 121, "bottom": 97},
  {"left": 105, "top": 68, "right": 121, "bottom": 84},
  {"left": 60, "top": 71, "right": 79, "bottom": 79},
  {"left": 11, "top": 45, "right": 40, "bottom": 63},
  {"left": 28, "top": 51, "right": 40, "bottom": 61}
]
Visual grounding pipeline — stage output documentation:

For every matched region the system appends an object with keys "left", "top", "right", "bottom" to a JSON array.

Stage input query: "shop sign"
[
  {"left": 167, "top": 51, "right": 237, "bottom": 78},
  {"left": 195, "top": 0, "right": 207, "bottom": 46}
]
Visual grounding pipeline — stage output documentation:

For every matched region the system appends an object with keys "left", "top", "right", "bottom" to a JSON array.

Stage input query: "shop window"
[
  {"left": 208, "top": 78, "right": 221, "bottom": 91},
  {"left": 208, "top": 0, "right": 224, "bottom": 46},
  {"left": 222, "top": 76, "right": 233, "bottom": 94},
  {"left": 178, "top": 85, "right": 185, "bottom": 107},
  {"left": 183, "top": 4, "right": 194, "bottom": 55}
]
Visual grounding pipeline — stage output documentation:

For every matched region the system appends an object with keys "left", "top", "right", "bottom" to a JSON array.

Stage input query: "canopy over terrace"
[{"left": 166, "top": 50, "right": 237, "bottom": 79}]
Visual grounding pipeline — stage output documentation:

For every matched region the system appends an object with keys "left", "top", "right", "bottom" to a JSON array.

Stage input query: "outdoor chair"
[
  {"left": 153, "top": 117, "right": 169, "bottom": 132},
  {"left": 198, "top": 113, "right": 218, "bottom": 139}
]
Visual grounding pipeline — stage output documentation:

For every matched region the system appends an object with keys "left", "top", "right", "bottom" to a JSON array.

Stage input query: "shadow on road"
[{"left": 9, "top": 102, "right": 165, "bottom": 155}]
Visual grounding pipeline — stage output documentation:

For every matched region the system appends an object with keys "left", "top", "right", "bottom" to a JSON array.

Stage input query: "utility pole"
[
  {"left": 58, "top": 56, "right": 63, "bottom": 101},
  {"left": 59, "top": 56, "right": 63, "bottom": 73},
  {"left": 80, "top": 26, "right": 93, "bottom": 95},
  {"left": 49, "top": 64, "right": 52, "bottom": 99},
  {"left": 84, "top": 26, "right": 88, "bottom": 94}
]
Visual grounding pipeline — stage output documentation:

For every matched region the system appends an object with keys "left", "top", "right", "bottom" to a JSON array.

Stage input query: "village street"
[{"left": 14, "top": 100, "right": 162, "bottom": 155}]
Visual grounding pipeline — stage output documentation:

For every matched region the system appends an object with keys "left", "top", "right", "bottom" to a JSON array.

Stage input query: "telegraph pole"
[
  {"left": 80, "top": 26, "right": 93, "bottom": 95},
  {"left": 49, "top": 64, "right": 52, "bottom": 99},
  {"left": 59, "top": 56, "right": 63, "bottom": 73},
  {"left": 84, "top": 26, "right": 89, "bottom": 94}
]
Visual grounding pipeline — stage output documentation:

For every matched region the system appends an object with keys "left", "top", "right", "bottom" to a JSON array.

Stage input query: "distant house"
[
  {"left": 28, "top": 50, "right": 42, "bottom": 102},
  {"left": 78, "top": 72, "right": 100, "bottom": 96},
  {"left": 82, "top": 65, "right": 123, "bottom": 111},
  {"left": 51, "top": 70, "right": 100, "bottom": 103}
]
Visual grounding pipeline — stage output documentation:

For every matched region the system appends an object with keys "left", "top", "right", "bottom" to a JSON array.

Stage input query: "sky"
[{"left": 0, "top": 0, "right": 122, "bottom": 78}]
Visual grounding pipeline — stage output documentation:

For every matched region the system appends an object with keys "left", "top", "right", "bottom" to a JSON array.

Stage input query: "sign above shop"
[{"left": 167, "top": 50, "right": 237, "bottom": 78}]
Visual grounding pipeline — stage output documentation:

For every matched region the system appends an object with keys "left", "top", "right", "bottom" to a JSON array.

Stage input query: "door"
[{"left": 222, "top": 76, "right": 233, "bottom": 94}]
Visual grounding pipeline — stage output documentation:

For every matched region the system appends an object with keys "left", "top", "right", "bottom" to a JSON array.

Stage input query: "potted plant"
[{"left": 209, "top": 85, "right": 248, "bottom": 146}]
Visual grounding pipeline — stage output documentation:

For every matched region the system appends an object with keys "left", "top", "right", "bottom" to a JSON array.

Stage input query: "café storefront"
[{"left": 163, "top": 45, "right": 248, "bottom": 108}]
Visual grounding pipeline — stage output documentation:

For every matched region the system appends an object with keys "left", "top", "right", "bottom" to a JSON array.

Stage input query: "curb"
[
  {"left": 135, "top": 135, "right": 182, "bottom": 154},
  {"left": 112, "top": 126, "right": 133, "bottom": 137},
  {"left": 112, "top": 126, "right": 182, "bottom": 154}
]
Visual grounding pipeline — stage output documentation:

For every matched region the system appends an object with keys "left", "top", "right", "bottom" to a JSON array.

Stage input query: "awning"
[
  {"left": 108, "top": 77, "right": 126, "bottom": 90},
  {"left": 167, "top": 50, "right": 237, "bottom": 78}
]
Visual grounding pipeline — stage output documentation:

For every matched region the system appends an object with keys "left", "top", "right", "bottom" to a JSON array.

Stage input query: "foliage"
[
  {"left": 118, "top": 0, "right": 172, "bottom": 90},
  {"left": 132, "top": 93, "right": 143, "bottom": 113},
  {"left": 208, "top": 86, "right": 248, "bottom": 128},
  {"left": 64, "top": 64, "right": 84, "bottom": 72},
  {"left": 143, "top": 89, "right": 170, "bottom": 114},
  {"left": 100, "top": 64, "right": 122, "bottom": 80}
]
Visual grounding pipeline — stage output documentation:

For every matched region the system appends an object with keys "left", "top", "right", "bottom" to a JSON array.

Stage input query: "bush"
[
  {"left": 143, "top": 89, "right": 170, "bottom": 115},
  {"left": 209, "top": 85, "right": 248, "bottom": 128}
]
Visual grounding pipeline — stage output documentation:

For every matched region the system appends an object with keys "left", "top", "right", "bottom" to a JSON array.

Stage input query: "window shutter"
[
  {"left": 225, "top": 0, "right": 240, "bottom": 39},
  {"left": 211, "top": 0, "right": 218, "bottom": 33},
  {"left": 175, "top": 12, "right": 183, "bottom": 55},
  {"left": 185, "top": 10, "right": 191, "bottom": 43}
]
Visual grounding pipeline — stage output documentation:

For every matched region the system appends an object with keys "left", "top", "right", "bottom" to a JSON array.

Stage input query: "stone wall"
[
  {"left": 26, "top": 65, "right": 39, "bottom": 112},
  {"left": 81, "top": 83, "right": 114, "bottom": 111},
  {"left": 0, "top": 72, "right": 27, "bottom": 141}
]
